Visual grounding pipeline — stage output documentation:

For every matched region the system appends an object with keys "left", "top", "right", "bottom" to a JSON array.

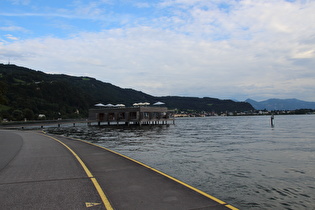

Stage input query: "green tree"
[
  {"left": 23, "top": 108, "right": 34, "bottom": 120},
  {"left": 12, "top": 109, "right": 24, "bottom": 121},
  {"left": 0, "top": 110, "right": 12, "bottom": 121},
  {"left": 0, "top": 81, "right": 8, "bottom": 105}
]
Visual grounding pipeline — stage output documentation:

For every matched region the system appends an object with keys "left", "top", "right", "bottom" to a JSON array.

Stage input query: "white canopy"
[
  {"left": 133, "top": 102, "right": 150, "bottom": 106},
  {"left": 153, "top": 101, "right": 165, "bottom": 105},
  {"left": 94, "top": 103, "right": 106, "bottom": 107},
  {"left": 104, "top": 103, "right": 115, "bottom": 107},
  {"left": 115, "top": 104, "right": 125, "bottom": 107}
]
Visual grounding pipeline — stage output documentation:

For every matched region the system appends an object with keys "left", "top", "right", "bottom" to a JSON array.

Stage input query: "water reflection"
[{"left": 47, "top": 115, "right": 315, "bottom": 210}]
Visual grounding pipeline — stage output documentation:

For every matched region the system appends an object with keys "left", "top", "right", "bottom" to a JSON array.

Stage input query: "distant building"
[{"left": 88, "top": 106, "right": 174, "bottom": 126}]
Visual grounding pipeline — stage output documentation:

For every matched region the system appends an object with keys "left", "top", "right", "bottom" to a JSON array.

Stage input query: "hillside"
[
  {"left": 0, "top": 64, "right": 253, "bottom": 120},
  {"left": 246, "top": 98, "right": 315, "bottom": 111}
]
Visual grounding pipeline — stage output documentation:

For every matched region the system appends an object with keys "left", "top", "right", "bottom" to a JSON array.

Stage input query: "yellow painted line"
[
  {"left": 69, "top": 136, "right": 239, "bottom": 210},
  {"left": 225, "top": 204, "right": 240, "bottom": 210},
  {"left": 40, "top": 133, "right": 113, "bottom": 210}
]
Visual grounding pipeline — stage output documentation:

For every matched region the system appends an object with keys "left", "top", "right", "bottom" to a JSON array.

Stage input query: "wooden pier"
[{"left": 88, "top": 106, "right": 174, "bottom": 126}]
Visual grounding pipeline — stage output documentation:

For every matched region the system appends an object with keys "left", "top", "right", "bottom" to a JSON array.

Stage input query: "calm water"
[{"left": 47, "top": 115, "right": 315, "bottom": 209}]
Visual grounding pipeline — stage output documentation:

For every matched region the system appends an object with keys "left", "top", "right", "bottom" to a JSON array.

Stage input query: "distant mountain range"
[
  {"left": 0, "top": 64, "right": 253, "bottom": 120},
  {"left": 245, "top": 98, "right": 315, "bottom": 111}
]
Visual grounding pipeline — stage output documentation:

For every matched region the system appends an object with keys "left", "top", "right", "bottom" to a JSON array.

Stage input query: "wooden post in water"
[{"left": 271, "top": 114, "right": 274, "bottom": 127}]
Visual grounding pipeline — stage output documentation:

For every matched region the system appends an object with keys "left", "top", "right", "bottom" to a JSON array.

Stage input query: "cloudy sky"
[{"left": 1, "top": 0, "right": 315, "bottom": 102}]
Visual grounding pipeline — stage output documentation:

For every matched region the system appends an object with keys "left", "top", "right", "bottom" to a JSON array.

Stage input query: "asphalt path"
[
  {"left": 0, "top": 130, "right": 104, "bottom": 210},
  {"left": 0, "top": 129, "right": 238, "bottom": 210}
]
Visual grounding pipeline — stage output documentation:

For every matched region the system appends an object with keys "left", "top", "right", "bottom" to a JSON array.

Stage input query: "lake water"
[{"left": 47, "top": 115, "right": 315, "bottom": 209}]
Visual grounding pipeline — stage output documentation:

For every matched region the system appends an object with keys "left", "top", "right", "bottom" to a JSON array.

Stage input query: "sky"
[{"left": 1, "top": 0, "right": 315, "bottom": 102}]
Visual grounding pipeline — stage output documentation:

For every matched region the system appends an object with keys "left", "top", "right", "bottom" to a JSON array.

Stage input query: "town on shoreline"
[{"left": 172, "top": 108, "right": 315, "bottom": 117}]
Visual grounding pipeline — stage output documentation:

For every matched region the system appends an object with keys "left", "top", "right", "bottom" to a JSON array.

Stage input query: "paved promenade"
[{"left": 0, "top": 129, "right": 238, "bottom": 210}]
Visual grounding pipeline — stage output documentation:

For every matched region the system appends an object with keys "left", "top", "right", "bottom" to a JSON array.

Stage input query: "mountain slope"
[
  {"left": 0, "top": 64, "right": 253, "bottom": 120},
  {"left": 246, "top": 98, "right": 315, "bottom": 110},
  {"left": 159, "top": 96, "right": 252, "bottom": 113}
]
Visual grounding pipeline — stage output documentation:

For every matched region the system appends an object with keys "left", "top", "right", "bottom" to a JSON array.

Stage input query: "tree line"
[{"left": 0, "top": 64, "right": 254, "bottom": 121}]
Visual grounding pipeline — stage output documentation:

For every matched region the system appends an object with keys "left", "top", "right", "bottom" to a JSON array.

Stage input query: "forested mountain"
[
  {"left": 0, "top": 64, "right": 253, "bottom": 120},
  {"left": 246, "top": 98, "right": 315, "bottom": 111}
]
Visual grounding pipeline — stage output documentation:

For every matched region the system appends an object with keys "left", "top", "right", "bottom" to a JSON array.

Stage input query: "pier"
[
  {"left": 88, "top": 106, "right": 175, "bottom": 126},
  {"left": 0, "top": 129, "right": 238, "bottom": 210},
  {"left": 0, "top": 105, "right": 175, "bottom": 129}
]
